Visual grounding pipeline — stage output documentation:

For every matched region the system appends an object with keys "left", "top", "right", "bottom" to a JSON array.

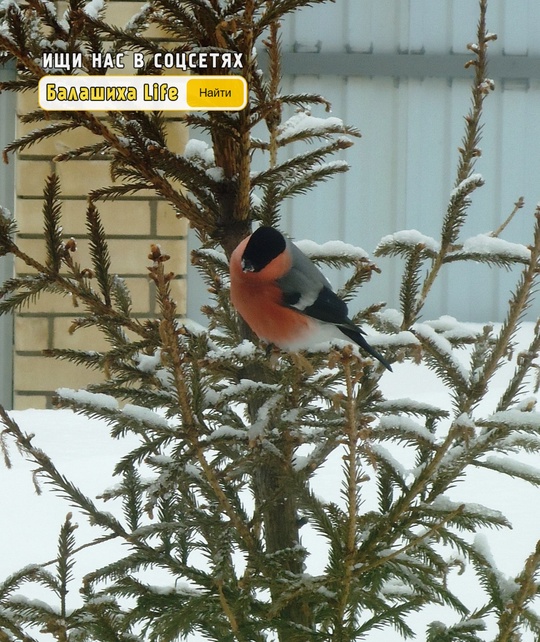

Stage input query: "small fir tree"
[{"left": 1, "top": 1, "right": 540, "bottom": 641}]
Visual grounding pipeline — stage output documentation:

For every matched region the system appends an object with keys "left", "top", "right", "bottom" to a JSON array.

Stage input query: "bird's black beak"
[{"left": 241, "top": 258, "right": 255, "bottom": 272}]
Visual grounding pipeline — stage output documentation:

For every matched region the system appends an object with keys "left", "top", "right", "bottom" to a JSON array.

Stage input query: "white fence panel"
[{"left": 268, "top": 1, "right": 540, "bottom": 323}]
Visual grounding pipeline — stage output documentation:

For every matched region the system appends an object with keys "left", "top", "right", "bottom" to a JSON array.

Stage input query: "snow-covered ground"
[{"left": 1, "top": 323, "right": 539, "bottom": 641}]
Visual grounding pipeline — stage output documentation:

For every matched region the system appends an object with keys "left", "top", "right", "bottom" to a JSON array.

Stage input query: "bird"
[{"left": 229, "top": 226, "right": 392, "bottom": 371}]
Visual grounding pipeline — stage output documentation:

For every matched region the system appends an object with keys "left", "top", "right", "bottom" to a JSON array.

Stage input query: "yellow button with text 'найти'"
[{"left": 186, "top": 76, "right": 247, "bottom": 110}]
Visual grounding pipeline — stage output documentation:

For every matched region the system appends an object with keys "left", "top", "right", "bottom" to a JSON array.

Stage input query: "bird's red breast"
[{"left": 229, "top": 236, "right": 315, "bottom": 347}]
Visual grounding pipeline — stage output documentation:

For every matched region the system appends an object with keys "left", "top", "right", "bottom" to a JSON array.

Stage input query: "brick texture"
[{"left": 13, "top": 6, "right": 189, "bottom": 408}]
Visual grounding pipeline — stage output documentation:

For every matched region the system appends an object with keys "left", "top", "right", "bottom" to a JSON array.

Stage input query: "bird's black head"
[{"left": 242, "top": 226, "right": 287, "bottom": 273}]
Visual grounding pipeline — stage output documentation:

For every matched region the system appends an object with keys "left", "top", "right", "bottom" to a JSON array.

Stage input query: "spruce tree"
[{"left": 1, "top": 1, "right": 540, "bottom": 641}]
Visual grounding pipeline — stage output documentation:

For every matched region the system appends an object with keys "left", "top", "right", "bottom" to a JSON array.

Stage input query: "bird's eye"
[{"left": 242, "top": 258, "right": 255, "bottom": 272}]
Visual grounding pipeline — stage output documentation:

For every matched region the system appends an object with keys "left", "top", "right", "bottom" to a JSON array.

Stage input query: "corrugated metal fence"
[{"left": 271, "top": 0, "right": 540, "bottom": 323}]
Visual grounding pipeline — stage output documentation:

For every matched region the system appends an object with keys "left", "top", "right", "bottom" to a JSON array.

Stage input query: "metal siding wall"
[{"left": 273, "top": 0, "right": 539, "bottom": 323}]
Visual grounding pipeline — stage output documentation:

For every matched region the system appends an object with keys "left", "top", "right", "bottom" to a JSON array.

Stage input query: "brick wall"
[{"left": 13, "top": 2, "right": 188, "bottom": 409}]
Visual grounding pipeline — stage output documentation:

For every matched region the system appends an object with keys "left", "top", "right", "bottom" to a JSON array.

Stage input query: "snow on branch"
[
  {"left": 426, "top": 496, "right": 509, "bottom": 529},
  {"left": 375, "top": 229, "right": 441, "bottom": 258},
  {"left": 122, "top": 404, "right": 169, "bottom": 430},
  {"left": 56, "top": 388, "right": 119, "bottom": 411},
  {"left": 374, "top": 414, "right": 437, "bottom": 446},
  {"left": 478, "top": 456, "right": 540, "bottom": 486},
  {"left": 413, "top": 323, "right": 469, "bottom": 387},
  {"left": 479, "top": 409, "right": 540, "bottom": 432},
  {"left": 295, "top": 239, "right": 369, "bottom": 261},
  {"left": 422, "top": 316, "right": 484, "bottom": 343},
  {"left": 442, "top": 174, "right": 485, "bottom": 249},
  {"left": 446, "top": 233, "right": 531, "bottom": 267},
  {"left": 276, "top": 111, "right": 358, "bottom": 145},
  {"left": 378, "top": 398, "right": 450, "bottom": 420},
  {"left": 83, "top": 0, "right": 105, "bottom": 19},
  {"left": 449, "top": 173, "right": 485, "bottom": 201}
]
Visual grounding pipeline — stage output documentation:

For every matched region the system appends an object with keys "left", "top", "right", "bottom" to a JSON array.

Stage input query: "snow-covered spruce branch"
[
  {"left": 475, "top": 212, "right": 540, "bottom": 395},
  {"left": 353, "top": 415, "right": 483, "bottom": 571},
  {"left": 496, "top": 317, "right": 540, "bottom": 412},
  {"left": 358, "top": 504, "right": 466, "bottom": 577},
  {"left": 275, "top": 111, "right": 361, "bottom": 147},
  {"left": 333, "top": 351, "right": 362, "bottom": 635},
  {"left": 494, "top": 539, "right": 540, "bottom": 641},
  {"left": 415, "top": 175, "right": 485, "bottom": 321},
  {"left": 251, "top": 137, "right": 354, "bottom": 191},
  {"left": 412, "top": 323, "right": 469, "bottom": 401}
]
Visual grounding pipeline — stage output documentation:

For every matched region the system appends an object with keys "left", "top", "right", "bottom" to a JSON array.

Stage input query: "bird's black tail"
[{"left": 339, "top": 325, "right": 393, "bottom": 371}]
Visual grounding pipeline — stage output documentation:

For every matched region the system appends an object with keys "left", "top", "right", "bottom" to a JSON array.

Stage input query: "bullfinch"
[{"left": 229, "top": 226, "right": 392, "bottom": 371}]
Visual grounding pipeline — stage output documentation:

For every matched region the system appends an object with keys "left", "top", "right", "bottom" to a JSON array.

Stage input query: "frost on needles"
[{"left": 1, "top": 1, "right": 540, "bottom": 642}]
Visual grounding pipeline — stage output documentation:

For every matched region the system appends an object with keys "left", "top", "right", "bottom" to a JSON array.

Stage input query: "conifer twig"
[
  {"left": 359, "top": 505, "right": 465, "bottom": 576},
  {"left": 356, "top": 417, "right": 468, "bottom": 564},
  {"left": 38, "top": 534, "right": 119, "bottom": 570},
  {"left": 264, "top": 1, "right": 282, "bottom": 169},
  {"left": 55, "top": 514, "right": 77, "bottom": 619},
  {"left": 335, "top": 350, "right": 360, "bottom": 634},
  {"left": 216, "top": 581, "right": 242, "bottom": 640},
  {"left": 491, "top": 196, "right": 525, "bottom": 238},
  {"left": 412, "top": 0, "right": 494, "bottom": 320},
  {"left": 495, "top": 539, "right": 540, "bottom": 642},
  {"left": 472, "top": 212, "right": 540, "bottom": 409}
]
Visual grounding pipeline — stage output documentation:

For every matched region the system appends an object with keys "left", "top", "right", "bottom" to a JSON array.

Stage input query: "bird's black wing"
[
  {"left": 301, "top": 285, "right": 353, "bottom": 326},
  {"left": 276, "top": 239, "right": 392, "bottom": 370},
  {"left": 297, "top": 287, "right": 392, "bottom": 370}
]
